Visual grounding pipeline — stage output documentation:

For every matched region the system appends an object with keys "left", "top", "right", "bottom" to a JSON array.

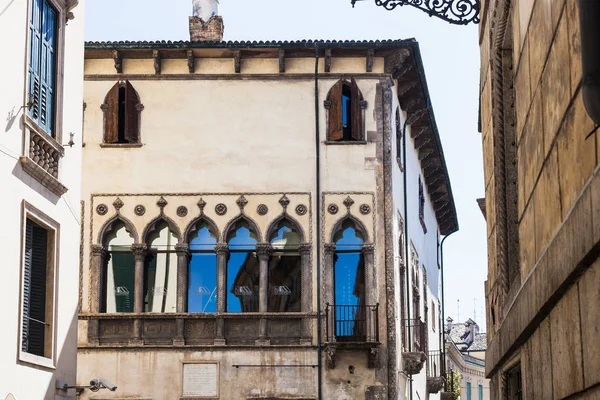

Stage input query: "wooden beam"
[
  {"left": 112, "top": 50, "right": 122, "bottom": 73},
  {"left": 398, "top": 81, "right": 417, "bottom": 96},
  {"left": 234, "top": 50, "right": 241, "bottom": 73},
  {"left": 418, "top": 148, "right": 435, "bottom": 161},
  {"left": 325, "top": 49, "right": 332, "bottom": 73},
  {"left": 187, "top": 50, "right": 195, "bottom": 73},
  {"left": 153, "top": 50, "right": 161, "bottom": 75},
  {"left": 366, "top": 49, "right": 374, "bottom": 72},
  {"left": 279, "top": 49, "right": 285, "bottom": 73}
]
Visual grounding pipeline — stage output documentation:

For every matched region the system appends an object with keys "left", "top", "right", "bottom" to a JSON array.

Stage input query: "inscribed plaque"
[{"left": 182, "top": 363, "right": 218, "bottom": 397}]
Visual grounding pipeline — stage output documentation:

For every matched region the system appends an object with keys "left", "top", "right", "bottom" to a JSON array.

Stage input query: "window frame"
[
  {"left": 18, "top": 201, "right": 60, "bottom": 369},
  {"left": 324, "top": 78, "right": 368, "bottom": 144},
  {"left": 100, "top": 80, "right": 144, "bottom": 148}
]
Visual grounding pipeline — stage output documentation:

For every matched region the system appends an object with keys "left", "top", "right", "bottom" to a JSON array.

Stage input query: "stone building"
[
  {"left": 0, "top": 0, "right": 85, "bottom": 399},
  {"left": 480, "top": 0, "right": 600, "bottom": 398},
  {"left": 445, "top": 318, "right": 489, "bottom": 400},
  {"left": 76, "top": 5, "right": 458, "bottom": 399}
]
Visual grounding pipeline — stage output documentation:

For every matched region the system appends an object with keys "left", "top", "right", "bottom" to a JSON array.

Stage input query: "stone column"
[
  {"left": 362, "top": 244, "right": 376, "bottom": 342},
  {"left": 214, "top": 243, "right": 229, "bottom": 345},
  {"left": 256, "top": 243, "right": 272, "bottom": 345},
  {"left": 131, "top": 244, "right": 147, "bottom": 345},
  {"left": 175, "top": 243, "right": 190, "bottom": 346},
  {"left": 89, "top": 245, "right": 108, "bottom": 345},
  {"left": 299, "top": 243, "right": 312, "bottom": 344},
  {"left": 323, "top": 243, "right": 336, "bottom": 342}
]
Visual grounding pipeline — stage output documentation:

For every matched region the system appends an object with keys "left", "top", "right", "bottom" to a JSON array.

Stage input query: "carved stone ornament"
[
  {"left": 236, "top": 195, "right": 248, "bottom": 211},
  {"left": 215, "top": 203, "right": 227, "bottom": 216},
  {"left": 134, "top": 205, "right": 146, "bottom": 216},
  {"left": 427, "top": 376, "right": 446, "bottom": 394},
  {"left": 157, "top": 196, "right": 168, "bottom": 210},
  {"left": 177, "top": 206, "right": 188, "bottom": 217},
  {"left": 256, "top": 243, "right": 273, "bottom": 260},
  {"left": 324, "top": 100, "right": 333, "bottom": 109},
  {"left": 175, "top": 243, "right": 190, "bottom": 257},
  {"left": 298, "top": 243, "right": 311, "bottom": 255},
  {"left": 326, "top": 347, "right": 336, "bottom": 369},
  {"left": 360, "top": 204, "right": 371, "bottom": 215},
  {"left": 402, "top": 351, "right": 427, "bottom": 375},
  {"left": 279, "top": 194, "right": 290, "bottom": 210},
  {"left": 214, "top": 243, "right": 229, "bottom": 255},
  {"left": 96, "top": 204, "right": 108, "bottom": 216},
  {"left": 327, "top": 204, "right": 339, "bottom": 215},
  {"left": 343, "top": 196, "right": 355, "bottom": 209},
  {"left": 131, "top": 244, "right": 147, "bottom": 261},
  {"left": 295, "top": 204, "right": 307, "bottom": 216},
  {"left": 324, "top": 243, "right": 336, "bottom": 254},
  {"left": 368, "top": 347, "right": 380, "bottom": 369},
  {"left": 257, "top": 204, "right": 268, "bottom": 216},
  {"left": 113, "top": 198, "right": 124, "bottom": 211},
  {"left": 197, "top": 198, "right": 207, "bottom": 214}
]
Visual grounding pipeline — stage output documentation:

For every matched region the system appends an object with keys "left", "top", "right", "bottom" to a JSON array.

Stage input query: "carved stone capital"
[
  {"left": 131, "top": 244, "right": 147, "bottom": 261},
  {"left": 256, "top": 243, "right": 273, "bottom": 260},
  {"left": 402, "top": 351, "right": 426, "bottom": 375},
  {"left": 325, "top": 347, "right": 336, "bottom": 369},
  {"left": 427, "top": 376, "right": 446, "bottom": 394},
  {"left": 362, "top": 243, "right": 375, "bottom": 255},
  {"left": 368, "top": 347, "right": 380, "bottom": 369},
  {"left": 298, "top": 243, "right": 312, "bottom": 255},
  {"left": 175, "top": 243, "right": 190, "bottom": 257},
  {"left": 91, "top": 244, "right": 108, "bottom": 258},
  {"left": 214, "top": 243, "right": 229, "bottom": 255},
  {"left": 324, "top": 243, "right": 336, "bottom": 255}
]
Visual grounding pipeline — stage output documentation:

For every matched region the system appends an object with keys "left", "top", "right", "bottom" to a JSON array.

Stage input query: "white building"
[{"left": 0, "top": 0, "right": 85, "bottom": 399}]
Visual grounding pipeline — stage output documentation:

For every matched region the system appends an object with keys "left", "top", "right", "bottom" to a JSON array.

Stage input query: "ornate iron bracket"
[{"left": 351, "top": 0, "right": 480, "bottom": 25}]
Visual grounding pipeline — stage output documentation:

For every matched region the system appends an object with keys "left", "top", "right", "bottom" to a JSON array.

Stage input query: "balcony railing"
[
  {"left": 404, "top": 318, "right": 426, "bottom": 352},
  {"left": 325, "top": 304, "right": 379, "bottom": 343},
  {"left": 427, "top": 350, "right": 445, "bottom": 377}
]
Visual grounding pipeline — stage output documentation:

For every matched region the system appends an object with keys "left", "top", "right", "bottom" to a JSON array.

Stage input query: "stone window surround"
[
  {"left": 18, "top": 201, "right": 60, "bottom": 370},
  {"left": 100, "top": 80, "right": 144, "bottom": 147},
  {"left": 323, "top": 79, "right": 368, "bottom": 143}
]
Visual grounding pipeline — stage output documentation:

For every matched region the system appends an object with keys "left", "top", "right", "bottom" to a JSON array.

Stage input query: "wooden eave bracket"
[
  {"left": 324, "top": 49, "right": 332, "bottom": 73},
  {"left": 153, "top": 50, "right": 161, "bottom": 75},
  {"left": 279, "top": 49, "right": 285, "bottom": 73},
  {"left": 366, "top": 49, "right": 375, "bottom": 72},
  {"left": 398, "top": 81, "right": 417, "bottom": 96},
  {"left": 112, "top": 50, "right": 122, "bottom": 73},
  {"left": 187, "top": 50, "right": 195, "bottom": 73},
  {"left": 234, "top": 50, "right": 241, "bottom": 73}
]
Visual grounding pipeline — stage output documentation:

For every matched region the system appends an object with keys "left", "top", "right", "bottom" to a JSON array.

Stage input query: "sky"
[{"left": 84, "top": 0, "right": 487, "bottom": 329}]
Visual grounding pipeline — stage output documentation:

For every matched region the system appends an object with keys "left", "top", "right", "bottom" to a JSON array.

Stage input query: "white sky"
[{"left": 85, "top": 0, "right": 487, "bottom": 329}]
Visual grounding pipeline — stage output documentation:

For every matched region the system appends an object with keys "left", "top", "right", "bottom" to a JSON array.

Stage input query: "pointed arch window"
[
  {"left": 188, "top": 223, "right": 218, "bottom": 313},
  {"left": 326, "top": 78, "right": 366, "bottom": 142},
  {"left": 145, "top": 221, "right": 178, "bottom": 313},
  {"left": 104, "top": 221, "right": 135, "bottom": 313},
  {"left": 268, "top": 220, "right": 302, "bottom": 312},
  {"left": 226, "top": 221, "right": 259, "bottom": 313},
  {"left": 102, "top": 81, "right": 143, "bottom": 145}
]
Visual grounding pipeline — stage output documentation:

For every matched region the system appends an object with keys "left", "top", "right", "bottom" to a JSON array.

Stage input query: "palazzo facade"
[{"left": 77, "top": 9, "right": 458, "bottom": 400}]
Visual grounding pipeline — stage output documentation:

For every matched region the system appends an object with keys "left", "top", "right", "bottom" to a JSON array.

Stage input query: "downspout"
[
  {"left": 440, "top": 230, "right": 457, "bottom": 380},
  {"left": 579, "top": 0, "right": 600, "bottom": 127},
  {"left": 314, "top": 44, "right": 323, "bottom": 400}
]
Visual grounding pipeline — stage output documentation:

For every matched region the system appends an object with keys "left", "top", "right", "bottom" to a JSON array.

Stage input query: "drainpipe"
[
  {"left": 440, "top": 230, "right": 457, "bottom": 380},
  {"left": 314, "top": 44, "right": 323, "bottom": 400},
  {"left": 579, "top": 0, "right": 600, "bottom": 126}
]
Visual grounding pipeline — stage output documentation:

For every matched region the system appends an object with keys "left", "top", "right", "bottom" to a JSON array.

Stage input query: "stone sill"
[
  {"left": 324, "top": 140, "right": 368, "bottom": 145},
  {"left": 99, "top": 143, "right": 143, "bottom": 148},
  {"left": 24, "top": 115, "right": 65, "bottom": 156},
  {"left": 20, "top": 156, "right": 68, "bottom": 196}
]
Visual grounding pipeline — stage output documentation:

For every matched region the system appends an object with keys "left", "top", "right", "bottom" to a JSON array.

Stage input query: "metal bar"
[
  {"left": 23, "top": 316, "right": 48, "bottom": 325},
  {"left": 233, "top": 364, "right": 317, "bottom": 368}
]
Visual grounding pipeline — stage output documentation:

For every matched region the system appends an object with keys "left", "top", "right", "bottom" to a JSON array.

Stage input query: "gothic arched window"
[
  {"left": 226, "top": 220, "right": 259, "bottom": 313},
  {"left": 145, "top": 221, "right": 178, "bottom": 313},
  {"left": 188, "top": 223, "right": 218, "bottom": 313},
  {"left": 326, "top": 78, "right": 366, "bottom": 142},
  {"left": 102, "top": 81, "right": 142, "bottom": 145},
  {"left": 104, "top": 221, "right": 135, "bottom": 313},
  {"left": 268, "top": 219, "right": 302, "bottom": 312}
]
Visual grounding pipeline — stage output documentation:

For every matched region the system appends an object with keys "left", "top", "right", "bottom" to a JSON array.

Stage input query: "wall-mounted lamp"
[
  {"left": 57, "top": 378, "right": 118, "bottom": 394},
  {"left": 63, "top": 132, "right": 75, "bottom": 148}
]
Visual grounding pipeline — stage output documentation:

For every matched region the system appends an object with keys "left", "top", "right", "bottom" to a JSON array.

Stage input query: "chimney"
[{"left": 190, "top": 0, "right": 224, "bottom": 42}]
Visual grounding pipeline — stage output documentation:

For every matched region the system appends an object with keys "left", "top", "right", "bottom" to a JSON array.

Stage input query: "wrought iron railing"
[
  {"left": 427, "top": 350, "right": 445, "bottom": 377},
  {"left": 404, "top": 318, "right": 426, "bottom": 352},
  {"left": 325, "top": 304, "right": 379, "bottom": 343}
]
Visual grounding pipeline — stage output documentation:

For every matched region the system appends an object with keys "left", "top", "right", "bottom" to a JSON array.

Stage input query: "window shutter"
[
  {"left": 39, "top": 1, "right": 57, "bottom": 136},
  {"left": 350, "top": 78, "right": 363, "bottom": 141},
  {"left": 328, "top": 80, "right": 343, "bottom": 141},
  {"left": 104, "top": 83, "right": 120, "bottom": 143},
  {"left": 21, "top": 221, "right": 33, "bottom": 353},
  {"left": 27, "top": 0, "right": 43, "bottom": 125},
  {"left": 124, "top": 81, "right": 139, "bottom": 143}
]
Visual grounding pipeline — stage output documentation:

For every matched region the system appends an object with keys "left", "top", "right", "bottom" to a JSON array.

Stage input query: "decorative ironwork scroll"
[{"left": 351, "top": 0, "right": 480, "bottom": 25}]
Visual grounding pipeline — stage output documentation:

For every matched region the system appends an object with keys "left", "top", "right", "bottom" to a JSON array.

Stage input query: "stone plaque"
[{"left": 182, "top": 363, "right": 218, "bottom": 398}]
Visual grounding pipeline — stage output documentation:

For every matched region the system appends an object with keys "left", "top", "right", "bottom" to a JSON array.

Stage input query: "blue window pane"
[
  {"left": 189, "top": 225, "right": 217, "bottom": 251},
  {"left": 478, "top": 384, "right": 483, "bottom": 400},
  {"left": 188, "top": 253, "right": 217, "bottom": 312},
  {"left": 227, "top": 225, "right": 258, "bottom": 312},
  {"left": 270, "top": 222, "right": 301, "bottom": 250},
  {"left": 342, "top": 94, "right": 350, "bottom": 127},
  {"left": 467, "top": 382, "right": 472, "bottom": 400}
]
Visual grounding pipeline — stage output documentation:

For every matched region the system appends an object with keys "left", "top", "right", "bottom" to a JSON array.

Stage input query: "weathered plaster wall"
[
  {"left": 480, "top": 0, "right": 600, "bottom": 398},
  {"left": 0, "top": 0, "right": 85, "bottom": 399}
]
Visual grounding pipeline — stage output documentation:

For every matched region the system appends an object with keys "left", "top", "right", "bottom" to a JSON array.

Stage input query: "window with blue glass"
[
  {"left": 188, "top": 223, "right": 218, "bottom": 313},
  {"left": 333, "top": 220, "right": 366, "bottom": 339},
  {"left": 226, "top": 220, "right": 259, "bottom": 312},
  {"left": 268, "top": 219, "right": 302, "bottom": 312},
  {"left": 467, "top": 381, "right": 472, "bottom": 400},
  {"left": 28, "top": 0, "right": 58, "bottom": 136},
  {"left": 478, "top": 384, "right": 483, "bottom": 400}
]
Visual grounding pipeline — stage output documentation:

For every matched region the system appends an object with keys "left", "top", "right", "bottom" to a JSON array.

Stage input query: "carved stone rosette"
[
  {"left": 215, "top": 203, "right": 227, "bottom": 215},
  {"left": 427, "top": 376, "right": 446, "bottom": 394},
  {"left": 96, "top": 204, "right": 108, "bottom": 215},
  {"left": 257, "top": 204, "right": 268, "bottom": 216},
  {"left": 295, "top": 204, "right": 307, "bottom": 216},
  {"left": 134, "top": 205, "right": 146, "bottom": 216},
  {"left": 402, "top": 351, "right": 426, "bottom": 375}
]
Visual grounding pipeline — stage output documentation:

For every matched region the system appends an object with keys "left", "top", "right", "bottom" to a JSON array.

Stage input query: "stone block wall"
[{"left": 480, "top": 0, "right": 600, "bottom": 398}]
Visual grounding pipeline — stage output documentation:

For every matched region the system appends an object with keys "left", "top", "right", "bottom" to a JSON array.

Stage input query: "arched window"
[
  {"left": 188, "top": 223, "right": 218, "bottom": 313},
  {"left": 226, "top": 220, "right": 259, "bottom": 312},
  {"left": 268, "top": 219, "right": 302, "bottom": 312},
  {"left": 145, "top": 221, "right": 178, "bottom": 313},
  {"left": 326, "top": 78, "right": 365, "bottom": 142},
  {"left": 102, "top": 81, "right": 142, "bottom": 145},
  {"left": 396, "top": 107, "right": 404, "bottom": 171},
  {"left": 104, "top": 221, "right": 135, "bottom": 313}
]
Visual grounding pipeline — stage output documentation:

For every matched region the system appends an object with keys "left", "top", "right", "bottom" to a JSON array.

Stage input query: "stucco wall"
[{"left": 0, "top": 0, "right": 85, "bottom": 399}]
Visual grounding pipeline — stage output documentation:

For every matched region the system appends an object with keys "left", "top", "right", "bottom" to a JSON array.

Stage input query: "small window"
[
  {"left": 21, "top": 216, "right": 55, "bottom": 360},
  {"left": 418, "top": 176, "right": 427, "bottom": 234},
  {"left": 478, "top": 384, "right": 483, "bottom": 400},
  {"left": 396, "top": 108, "right": 403, "bottom": 170},
  {"left": 505, "top": 364, "right": 523, "bottom": 400},
  {"left": 326, "top": 78, "right": 365, "bottom": 142},
  {"left": 102, "top": 81, "right": 142, "bottom": 145},
  {"left": 431, "top": 300, "right": 436, "bottom": 331},
  {"left": 466, "top": 381, "right": 472, "bottom": 400}
]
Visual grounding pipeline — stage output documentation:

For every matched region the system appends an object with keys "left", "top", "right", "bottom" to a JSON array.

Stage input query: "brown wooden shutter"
[
  {"left": 351, "top": 78, "right": 363, "bottom": 141},
  {"left": 328, "top": 79, "right": 343, "bottom": 141},
  {"left": 104, "top": 83, "right": 120, "bottom": 143},
  {"left": 124, "top": 81, "right": 139, "bottom": 144}
]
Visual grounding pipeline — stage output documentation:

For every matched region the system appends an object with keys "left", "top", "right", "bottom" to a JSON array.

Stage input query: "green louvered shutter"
[{"left": 27, "top": 0, "right": 42, "bottom": 125}]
